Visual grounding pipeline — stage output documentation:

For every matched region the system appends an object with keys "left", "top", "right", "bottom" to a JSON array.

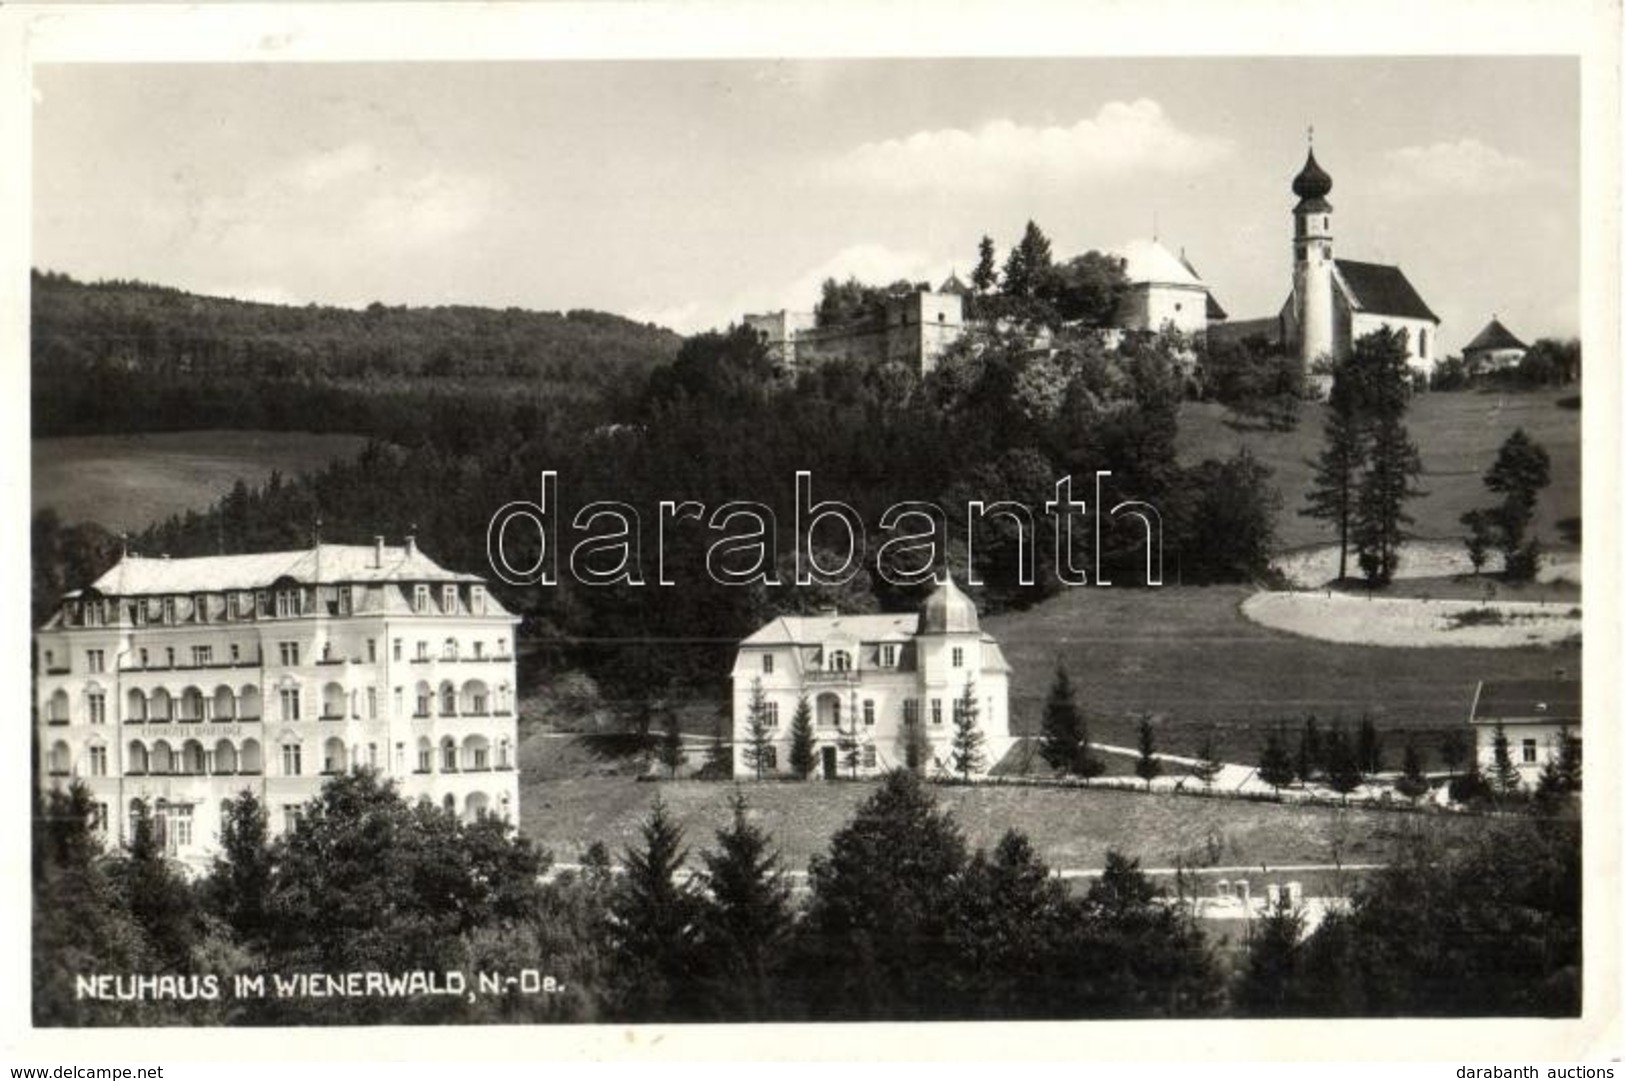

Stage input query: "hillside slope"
[{"left": 1177, "top": 388, "right": 1581, "bottom": 551}]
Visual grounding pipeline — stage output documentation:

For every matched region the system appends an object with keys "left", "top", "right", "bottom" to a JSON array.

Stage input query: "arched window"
[
  {"left": 440, "top": 683, "right": 457, "bottom": 717},
  {"left": 442, "top": 793, "right": 456, "bottom": 815},
  {"left": 828, "top": 650, "right": 851, "bottom": 672},
  {"left": 441, "top": 737, "right": 458, "bottom": 772},
  {"left": 47, "top": 741, "right": 72, "bottom": 776},
  {"left": 128, "top": 741, "right": 149, "bottom": 774}
]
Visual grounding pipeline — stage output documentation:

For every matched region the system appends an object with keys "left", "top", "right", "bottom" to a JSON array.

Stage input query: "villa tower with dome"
[{"left": 730, "top": 576, "right": 1012, "bottom": 778}]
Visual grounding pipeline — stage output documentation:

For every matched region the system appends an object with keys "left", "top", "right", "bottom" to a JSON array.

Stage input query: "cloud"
[
  {"left": 291, "top": 142, "right": 380, "bottom": 192},
  {"left": 822, "top": 99, "right": 1232, "bottom": 193},
  {"left": 1380, "top": 138, "right": 1546, "bottom": 196},
  {"left": 631, "top": 243, "right": 955, "bottom": 335}
]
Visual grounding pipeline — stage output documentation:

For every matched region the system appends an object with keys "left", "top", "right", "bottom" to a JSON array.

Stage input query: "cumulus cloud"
[
  {"left": 631, "top": 243, "right": 954, "bottom": 335},
  {"left": 1380, "top": 138, "right": 1546, "bottom": 196},
  {"left": 822, "top": 99, "right": 1232, "bottom": 193}
]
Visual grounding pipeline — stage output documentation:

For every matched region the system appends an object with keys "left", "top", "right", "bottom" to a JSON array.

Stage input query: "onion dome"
[
  {"left": 1292, "top": 148, "right": 1333, "bottom": 203},
  {"left": 918, "top": 575, "right": 979, "bottom": 634}
]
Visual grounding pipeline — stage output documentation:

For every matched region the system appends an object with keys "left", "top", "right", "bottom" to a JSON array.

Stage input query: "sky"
[{"left": 32, "top": 57, "right": 1579, "bottom": 356}]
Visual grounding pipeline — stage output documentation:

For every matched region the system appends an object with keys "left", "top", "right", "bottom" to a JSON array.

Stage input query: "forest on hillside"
[{"left": 30, "top": 269, "right": 682, "bottom": 440}]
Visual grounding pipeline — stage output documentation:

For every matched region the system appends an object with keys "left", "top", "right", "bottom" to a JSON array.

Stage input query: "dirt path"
[{"left": 1242, "top": 590, "right": 1581, "bottom": 648}]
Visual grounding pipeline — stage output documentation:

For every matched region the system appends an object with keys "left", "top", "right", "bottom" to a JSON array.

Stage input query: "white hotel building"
[{"left": 34, "top": 537, "right": 520, "bottom": 866}]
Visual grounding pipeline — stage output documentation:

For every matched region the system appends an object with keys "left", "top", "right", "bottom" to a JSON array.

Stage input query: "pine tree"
[
  {"left": 1460, "top": 508, "right": 1495, "bottom": 576},
  {"left": 1258, "top": 729, "right": 1295, "bottom": 795},
  {"left": 1439, "top": 728, "right": 1469, "bottom": 779},
  {"left": 971, "top": 235, "right": 998, "bottom": 295},
  {"left": 1134, "top": 716, "right": 1161, "bottom": 790},
  {"left": 204, "top": 788, "right": 272, "bottom": 944},
  {"left": 1395, "top": 741, "right": 1430, "bottom": 801},
  {"left": 1356, "top": 715, "right": 1383, "bottom": 775},
  {"left": 1353, "top": 414, "right": 1424, "bottom": 584},
  {"left": 740, "top": 677, "right": 774, "bottom": 781},
  {"left": 1001, "top": 220, "right": 1053, "bottom": 299},
  {"left": 1555, "top": 728, "right": 1582, "bottom": 792},
  {"left": 1240, "top": 898, "right": 1306, "bottom": 1016},
  {"left": 1483, "top": 428, "right": 1552, "bottom": 548},
  {"left": 606, "top": 796, "right": 704, "bottom": 1021},
  {"left": 901, "top": 711, "right": 933, "bottom": 774},
  {"left": 1296, "top": 715, "right": 1323, "bottom": 784},
  {"left": 950, "top": 678, "right": 986, "bottom": 780},
  {"left": 695, "top": 790, "right": 793, "bottom": 1020},
  {"left": 704, "top": 711, "right": 730, "bottom": 776},
  {"left": 837, "top": 708, "right": 863, "bottom": 779},
  {"left": 1038, "top": 665, "right": 1083, "bottom": 774},
  {"left": 1490, "top": 722, "right": 1521, "bottom": 797},
  {"left": 657, "top": 709, "right": 684, "bottom": 779},
  {"left": 1322, "top": 725, "right": 1363, "bottom": 800},
  {"left": 787, "top": 695, "right": 816, "bottom": 780},
  {"left": 1301, "top": 392, "right": 1366, "bottom": 582},
  {"left": 1191, "top": 730, "right": 1223, "bottom": 790}
]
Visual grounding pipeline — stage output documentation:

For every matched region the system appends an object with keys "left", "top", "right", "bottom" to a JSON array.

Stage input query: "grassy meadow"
[
  {"left": 32, "top": 429, "right": 373, "bottom": 532},
  {"left": 515, "top": 766, "right": 1480, "bottom": 877},
  {"left": 1178, "top": 385, "right": 1581, "bottom": 551}
]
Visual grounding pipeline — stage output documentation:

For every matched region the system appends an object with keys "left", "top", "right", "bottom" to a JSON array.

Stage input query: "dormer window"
[
  {"left": 442, "top": 585, "right": 457, "bottom": 613},
  {"left": 226, "top": 593, "right": 240, "bottom": 620},
  {"left": 829, "top": 650, "right": 851, "bottom": 672},
  {"left": 471, "top": 585, "right": 487, "bottom": 614},
  {"left": 274, "top": 589, "right": 298, "bottom": 618},
  {"left": 881, "top": 644, "right": 897, "bottom": 667},
  {"left": 193, "top": 594, "right": 209, "bottom": 623},
  {"left": 413, "top": 585, "right": 430, "bottom": 614},
  {"left": 337, "top": 587, "right": 352, "bottom": 616},
  {"left": 162, "top": 596, "right": 177, "bottom": 624}
]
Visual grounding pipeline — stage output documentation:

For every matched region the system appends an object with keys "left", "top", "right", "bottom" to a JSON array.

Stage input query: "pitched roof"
[
  {"left": 1120, "top": 239, "right": 1204, "bottom": 288},
  {"left": 937, "top": 272, "right": 972, "bottom": 296},
  {"left": 740, "top": 612, "right": 919, "bottom": 647},
  {"left": 87, "top": 543, "right": 482, "bottom": 596},
  {"left": 1334, "top": 259, "right": 1439, "bottom": 323},
  {"left": 1470, "top": 679, "right": 1581, "bottom": 725},
  {"left": 1463, "top": 318, "right": 1527, "bottom": 354}
]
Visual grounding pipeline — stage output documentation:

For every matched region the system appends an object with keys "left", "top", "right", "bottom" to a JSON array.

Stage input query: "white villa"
[
  {"left": 34, "top": 537, "right": 521, "bottom": 867},
  {"left": 1469, "top": 678, "right": 1581, "bottom": 785},
  {"left": 730, "top": 576, "right": 1012, "bottom": 778}
]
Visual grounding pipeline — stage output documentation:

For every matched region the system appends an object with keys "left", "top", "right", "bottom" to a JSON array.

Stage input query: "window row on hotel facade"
[
  {"left": 754, "top": 690, "right": 998, "bottom": 729},
  {"left": 53, "top": 581, "right": 496, "bottom": 632},
  {"left": 45, "top": 733, "right": 515, "bottom": 780},
  {"left": 42, "top": 677, "right": 514, "bottom": 727},
  {"left": 41, "top": 632, "right": 511, "bottom": 678}
]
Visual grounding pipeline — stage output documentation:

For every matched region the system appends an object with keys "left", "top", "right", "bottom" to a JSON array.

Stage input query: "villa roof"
[
  {"left": 1469, "top": 679, "right": 1581, "bottom": 725},
  {"left": 1335, "top": 259, "right": 1439, "bottom": 323},
  {"left": 1463, "top": 318, "right": 1527, "bottom": 354},
  {"left": 86, "top": 543, "right": 482, "bottom": 596}
]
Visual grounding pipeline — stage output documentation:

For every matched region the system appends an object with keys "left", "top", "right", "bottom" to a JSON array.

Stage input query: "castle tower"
[{"left": 1291, "top": 143, "right": 1335, "bottom": 370}]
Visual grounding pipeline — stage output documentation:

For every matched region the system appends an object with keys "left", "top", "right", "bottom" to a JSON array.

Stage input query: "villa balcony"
[{"left": 805, "top": 669, "right": 860, "bottom": 685}]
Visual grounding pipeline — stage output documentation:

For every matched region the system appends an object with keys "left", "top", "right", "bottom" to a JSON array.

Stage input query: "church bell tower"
[{"left": 1291, "top": 137, "right": 1335, "bottom": 370}]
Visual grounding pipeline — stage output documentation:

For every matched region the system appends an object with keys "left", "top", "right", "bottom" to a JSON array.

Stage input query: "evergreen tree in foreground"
[
  {"left": 1490, "top": 722, "right": 1522, "bottom": 798},
  {"left": 606, "top": 796, "right": 704, "bottom": 1021},
  {"left": 1258, "top": 729, "right": 1296, "bottom": 795},
  {"left": 787, "top": 695, "right": 816, "bottom": 780},
  {"left": 1134, "top": 717, "right": 1161, "bottom": 790},
  {"left": 741, "top": 677, "right": 774, "bottom": 780},
  {"left": 951, "top": 678, "right": 986, "bottom": 779},
  {"left": 695, "top": 790, "right": 793, "bottom": 1021},
  {"left": 1395, "top": 741, "right": 1430, "bottom": 801},
  {"left": 1039, "top": 664, "right": 1100, "bottom": 776},
  {"left": 657, "top": 708, "right": 684, "bottom": 779}
]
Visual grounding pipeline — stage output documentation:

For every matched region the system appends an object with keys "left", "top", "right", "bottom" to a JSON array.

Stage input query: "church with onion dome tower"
[
  {"left": 1214, "top": 137, "right": 1441, "bottom": 390},
  {"left": 730, "top": 576, "right": 1012, "bottom": 778}
]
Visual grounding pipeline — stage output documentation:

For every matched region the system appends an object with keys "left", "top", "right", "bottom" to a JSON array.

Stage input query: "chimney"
[
  {"left": 405, "top": 534, "right": 417, "bottom": 558},
  {"left": 373, "top": 536, "right": 385, "bottom": 568}
]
